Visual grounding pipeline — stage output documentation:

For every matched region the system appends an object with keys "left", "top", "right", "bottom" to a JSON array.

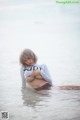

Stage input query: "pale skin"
[
  {"left": 24, "top": 58, "right": 80, "bottom": 91},
  {"left": 24, "top": 58, "right": 49, "bottom": 84},
  {"left": 26, "top": 70, "right": 80, "bottom": 90},
  {"left": 27, "top": 70, "right": 43, "bottom": 82},
  {"left": 26, "top": 70, "right": 49, "bottom": 89}
]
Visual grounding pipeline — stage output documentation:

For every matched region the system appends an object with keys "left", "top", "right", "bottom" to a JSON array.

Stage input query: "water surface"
[{"left": 0, "top": 0, "right": 80, "bottom": 120}]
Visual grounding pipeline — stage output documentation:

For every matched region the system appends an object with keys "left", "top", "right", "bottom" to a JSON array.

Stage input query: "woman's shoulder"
[
  {"left": 34, "top": 64, "right": 47, "bottom": 66},
  {"left": 20, "top": 65, "right": 29, "bottom": 71}
]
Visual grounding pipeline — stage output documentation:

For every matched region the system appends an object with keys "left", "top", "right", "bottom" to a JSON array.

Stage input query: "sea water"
[{"left": 0, "top": 0, "right": 80, "bottom": 120}]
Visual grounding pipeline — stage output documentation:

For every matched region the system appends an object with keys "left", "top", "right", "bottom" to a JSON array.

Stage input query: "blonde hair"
[{"left": 20, "top": 49, "right": 37, "bottom": 66}]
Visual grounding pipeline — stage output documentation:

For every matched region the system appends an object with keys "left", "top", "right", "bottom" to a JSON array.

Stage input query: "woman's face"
[{"left": 25, "top": 58, "right": 34, "bottom": 66}]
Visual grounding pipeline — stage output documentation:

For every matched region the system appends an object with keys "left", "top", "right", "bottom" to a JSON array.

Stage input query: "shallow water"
[{"left": 0, "top": 0, "right": 80, "bottom": 120}]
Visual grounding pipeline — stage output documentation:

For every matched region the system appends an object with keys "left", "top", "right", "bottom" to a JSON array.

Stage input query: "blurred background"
[
  {"left": 0, "top": 0, "right": 80, "bottom": 85},
  {"left": 0, "top": 0, "right": 80, "bottom": 120}
]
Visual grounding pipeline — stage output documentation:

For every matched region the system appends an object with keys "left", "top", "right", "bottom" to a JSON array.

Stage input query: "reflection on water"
[
  {"left": 21, "top": 79, "right": 51, "bottom": 107},
  {"left": 21, "top": 80, "right": 80, "bottom": 120},
  {"left": 21, "top": 81, "right": 40, "bottom": 107},
  {"left": 0, "top": 0, "right": 80, "bottom": 120},
  {"left": 22, "top": 85, "right": 44, "bottom": 107}
]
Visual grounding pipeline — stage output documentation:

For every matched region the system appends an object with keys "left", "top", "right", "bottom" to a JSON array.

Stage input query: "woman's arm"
[
  {"left": 27, "top": 70, "right": 42, "bottom": 82},
  {"left": 31, "top": 70, "right": 41, "bottom": 77},
  {"left": 40, "top": 64, "right": 53, "bottom": 85},
  {"left": 27, "top": 76, "right": 34, "bottom": 82},
  {"left": 30, "top": 65, "right": 53, "bottom": 85}
]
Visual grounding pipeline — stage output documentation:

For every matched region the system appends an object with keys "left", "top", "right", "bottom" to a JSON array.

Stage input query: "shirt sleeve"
[
  {"left": 40, "top": 64, "right": 52, "bottom": 84},
  {"left": 24, "top": 70, "right": 33, "bottom": 79}
]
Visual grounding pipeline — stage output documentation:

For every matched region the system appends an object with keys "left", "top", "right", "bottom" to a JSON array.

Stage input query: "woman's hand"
[
  {"left": 35, "top": 75, "right": 43, "bottom": 79},
  {"left": 32, "top": 70, "right": 41, "bottom": 77},
  {"left": 27, "top": 76, "right": 34, "bottom": 82},
  {"left": 26, "top": 70, "right": 42, "bottom": 82}
]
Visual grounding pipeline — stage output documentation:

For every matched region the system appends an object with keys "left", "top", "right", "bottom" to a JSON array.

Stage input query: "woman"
[{"left": 20, "top": 48, "right": 53, "bottom": 91}]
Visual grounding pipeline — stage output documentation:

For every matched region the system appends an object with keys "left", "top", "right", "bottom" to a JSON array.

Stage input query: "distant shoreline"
[{"left": 56, "top": 1, "right": 80, "bottom": 4}]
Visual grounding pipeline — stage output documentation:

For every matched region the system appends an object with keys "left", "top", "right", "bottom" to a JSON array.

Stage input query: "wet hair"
[{"left": 20, "top": 49, "right": 38, "bottom": 66}]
